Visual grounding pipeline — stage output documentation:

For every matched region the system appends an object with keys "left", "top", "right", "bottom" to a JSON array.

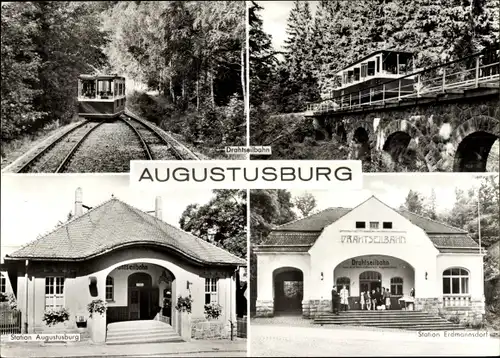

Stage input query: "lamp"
[
  {"left": 425, "top": 272, "right": 428, "bottom": 280},
  {"left": 320, "top": 272, "right": 324, "bottom": 281},
  {"left": 186, "top": 280, "right": 192, "bottom": 290}
]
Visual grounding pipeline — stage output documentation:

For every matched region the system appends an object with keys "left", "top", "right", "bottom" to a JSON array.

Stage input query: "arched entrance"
[
  {"left": 128, "top": 272, "right": 155, "bottom": 320},
  {"left": 334, "top": 255, "right": 415, "bottom": 310},
  {"left": 453, "top": 131, "right": 499, "bottom": 172},
  {"left": 359, "top": 271, "right": 382, "bottom": 294},
  {"left": 273, "top": 267, "right": 303, "bottom": 315},
  {"left": 105, "top": 262, "right": 176, "bottom": 325}
]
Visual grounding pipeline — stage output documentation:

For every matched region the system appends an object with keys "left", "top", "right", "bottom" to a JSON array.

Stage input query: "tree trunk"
[
  {"left": 210, "top": 67, "right": 215, "bottom": 107},
  {"left": 241, "top": 46, "right": 246, "bottom": 106},
  {"left": 182, "top": 79, "right": 186, "bottom": 100},
  {"left": 196, "top": 76, "right": 200, "bottom": 111}
]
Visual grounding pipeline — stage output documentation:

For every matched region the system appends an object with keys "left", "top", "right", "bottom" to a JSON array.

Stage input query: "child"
[
  {"left": 360, "top": 291, "right": 365, "bottom": 310},
  {"left": 365, "top": 291, "right": 371, "bottom": 310}
]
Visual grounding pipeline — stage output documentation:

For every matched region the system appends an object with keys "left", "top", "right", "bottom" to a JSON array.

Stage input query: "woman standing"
[
  {"left": 360, "top": 291, "right": 365, "bottom": 310},
  {"left": 365, "top": 291, "right": 372, "bottom": 311},
  {"left": 340, "top": 285, "right": 349, "bottom": 311},
  {"left": 385, "top": 288, "right": 391, "bottom": 310}
]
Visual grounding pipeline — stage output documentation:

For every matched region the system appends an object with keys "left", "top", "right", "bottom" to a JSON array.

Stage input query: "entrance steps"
[
  {"left": 313, "top": 311, "right": 465, "bottom": 331},
  {"left": 106, "top": 320, "right": 183, "bottom": 345}
]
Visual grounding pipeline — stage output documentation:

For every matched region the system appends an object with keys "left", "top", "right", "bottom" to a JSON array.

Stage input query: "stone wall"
[
  {"left": 415, "top": 297, "right": 485, "bottom": 326},
  {"left": 255, "top": 300, "right": 273, "bottom": 318},
  {"left": 191, "top": 317, "right": 231, "bottom": 339},
  {"left": 302, "top": 300, "right": 332, "bottom": 319},
  {"left": 312, "top": 93, "right": 499, "bottom": 171}
]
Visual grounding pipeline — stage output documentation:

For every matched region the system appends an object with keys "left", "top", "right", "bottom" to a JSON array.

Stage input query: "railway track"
[
  {"left": 124, "top": 109, "right": 200, "bottom": 161},
  {"left": 11, "top": 110, "right": 199, "bottom": 173},
  {"left": 16, "top": 121, "right": 104, "bottom": 173}
]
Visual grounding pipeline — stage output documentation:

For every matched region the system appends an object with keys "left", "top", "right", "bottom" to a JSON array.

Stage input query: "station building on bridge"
[
  {"left": 254, "top": 196, "right": 485, "bottom": 324},
  {"left": 3, "top": 188, "right": 246, "bottom": 342}
]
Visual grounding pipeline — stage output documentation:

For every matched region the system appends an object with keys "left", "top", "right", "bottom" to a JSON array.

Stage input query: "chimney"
[
  {"left": 75, "top": 187, "right": 83, "bottom": 217},
  {"left": 155, "top": 196, "right": 162, "bottom": 220}
]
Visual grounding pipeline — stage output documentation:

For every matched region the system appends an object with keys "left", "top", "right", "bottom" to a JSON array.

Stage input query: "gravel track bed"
[
  {"left": 22, "top": 122, "right": 98, "bottom": 173},
  {"left": 64, "top": 121, "right": 147, "bottom": 173},
  {"left": 127, "top": 119, "right": 178, "bottom": 160}
]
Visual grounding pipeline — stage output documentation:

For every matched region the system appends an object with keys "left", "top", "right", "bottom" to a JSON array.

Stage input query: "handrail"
[{"left": 307, "top": 48, "right": 500, "bottom": 113}]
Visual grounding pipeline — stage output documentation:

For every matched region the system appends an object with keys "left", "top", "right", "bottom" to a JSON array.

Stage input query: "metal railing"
[
  {"left": 306, "top": 50, "right": 500, "bottom": 114},
  {"left": 0, "top": 309, "right": 22, "bottom": 334}
]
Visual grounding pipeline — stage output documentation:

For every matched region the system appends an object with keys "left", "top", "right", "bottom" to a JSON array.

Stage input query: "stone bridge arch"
[
  {"left": 346, "top": 120, "right": 375, "bottom": 161},
  {"left": 377, "top": 119, "right": 433, "bottom": 171},
  {"left": 451, "top": 116, "right": 500, "bottom": 172}
]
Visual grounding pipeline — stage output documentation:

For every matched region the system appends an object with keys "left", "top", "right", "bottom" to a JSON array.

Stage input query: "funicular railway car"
[
  {"left": 78, "top": 74, "right": 126, "bottom": 119},
  {"left": 327, "top": 50, "right": 416, "bottom": 109}
]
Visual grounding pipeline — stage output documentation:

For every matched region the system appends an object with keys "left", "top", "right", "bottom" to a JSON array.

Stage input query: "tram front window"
[
  {"left": 98, "top": 80, "right": 114, "bottom": 99},
  {"left": 81, "top": 80, "right": 96, "bottom": 99}
]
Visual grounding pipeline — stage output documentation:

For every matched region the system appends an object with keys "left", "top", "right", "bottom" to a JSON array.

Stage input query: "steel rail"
[
  {"left": 124, "top": 109, "right": 200, "bottom": 160},
  {"left": 118, "top": 117, "right": 153, "bottom": 160},
  {"left": 55, "top": 121, "right": 105, "bottom": 173},
  {"left": 16, "top": 120, "right": 91, "bottom": 173}
]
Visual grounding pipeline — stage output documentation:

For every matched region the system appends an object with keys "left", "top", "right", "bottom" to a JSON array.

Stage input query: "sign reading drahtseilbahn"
[{"left": 340, "top": 235, "right": 406, "bottom": 244}]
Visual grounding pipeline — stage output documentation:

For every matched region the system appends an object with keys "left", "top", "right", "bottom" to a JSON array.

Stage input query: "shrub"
[
  {"left": 87, "top": 299, "right": 107, "bottom": 318},
  {"left": 204, "top": 303, "right": 222, "bottom": 320},
  {"left": 175, "top": 295, "right": 193, "bottom": 313},
  {"left": 43, "top": 308, "right": 70, "bottom": 326}
]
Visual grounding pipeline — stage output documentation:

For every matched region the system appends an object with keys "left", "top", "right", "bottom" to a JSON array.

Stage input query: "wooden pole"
[{"left": 475, "top": 55, "right": 480, "bottom": 87}]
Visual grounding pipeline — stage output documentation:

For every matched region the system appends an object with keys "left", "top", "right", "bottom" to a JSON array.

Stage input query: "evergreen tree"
[{"left": 249, "top": 1, "right": 277, "bottom": 106}]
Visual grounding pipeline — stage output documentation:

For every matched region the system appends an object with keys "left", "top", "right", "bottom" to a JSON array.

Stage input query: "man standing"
[{"left": 331, "top": 286, "right": 340, "bottom": 315}]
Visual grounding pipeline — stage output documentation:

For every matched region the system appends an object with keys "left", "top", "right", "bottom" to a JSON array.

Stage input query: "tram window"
[
  {"left": 368, "top": 61, "right": 375, "bottom": 76},
  {"left": 369, "top": 222, "right": 379, "bottom": 229},
  {"left": 361, "top": 63, "right": 367, "bottom": 78},
  {"left": 81, "top": 80, "right": 96, "bottom": 99},
  {"left": 354, "top": 68, "right": 360, "bottom": 81},
  {"left": 383, "top": 222, "right": 393, "bottom": 229},
  {"left": 355, "top": 221, "right": 366, "bottom": 229},
  {"left": 347, "top": 70, "right": 354, "bottom": 83}
]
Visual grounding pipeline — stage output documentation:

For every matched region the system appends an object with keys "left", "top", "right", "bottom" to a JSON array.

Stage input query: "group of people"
[
  {"left": 331, "top": 285, "right": 349, "bottom": 315},
  {"left": 360, "top": 287, "right": 391, "bottom": 310}
]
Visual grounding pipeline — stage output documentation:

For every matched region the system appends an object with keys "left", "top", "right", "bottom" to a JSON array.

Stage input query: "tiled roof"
[
  {"left": 7, "top": 199, "right": 245, "bottom": 266},
  {"left": 260, "top": 199, "right": 475, "bottom": 252}
]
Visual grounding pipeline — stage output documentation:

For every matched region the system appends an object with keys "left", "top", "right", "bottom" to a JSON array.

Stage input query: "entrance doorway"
[
  {"left": 359, "top": 271, "right": 382, "bottom": 294},
  {"left": 273, "top": 267, "right": 303, "bottom": 315},
  {"left": 128, "top": 272, "right": 158, "bottom": 320}
]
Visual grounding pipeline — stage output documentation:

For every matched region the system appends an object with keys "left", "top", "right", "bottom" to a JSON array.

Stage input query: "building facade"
[
  {"left": 255, "top": 196, "right": 485, "bottom": 325},
  {"left": 3, "top": 188, "right": 246, "bottom": 342}
]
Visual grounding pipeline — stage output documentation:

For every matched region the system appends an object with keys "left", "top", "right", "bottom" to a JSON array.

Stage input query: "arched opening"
[
  {"left": 352, "top": 127, "right": 371, "bottom": 161},
  {"left": 106, "top": 263, "right": 176, "bottom": 324},
  {"left": 454, "top": 131, "right": 499, "bottom": 172},
  {"left": 334, "top": 255, "right": 415, "bottom": 310},
  {"left": 273, "top": 267, "right": 303, "bottom": 315},
  {"left": 359, "top": 271, "right": 382, "bottom": 294}
]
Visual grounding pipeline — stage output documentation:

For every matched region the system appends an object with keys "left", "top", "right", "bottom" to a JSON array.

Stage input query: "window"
[
  {"left": 383, "top": 222, "right": 393, "bottom": 229},
  {"left": 390, "top": 277, "right": 403, "bottom": 296},
  {"left": 443, "top": 268, "right": 469, "bottom": 295},
  {"left": 0, "top": 274, "right": 5, "bottom": 293},
  {"left": 355, "top": 221, "right": 366, "bottom": 229},
  {"left": 45, "top": 277, "right": 65, "bottom": 310},
  {"left": 106, "top": 276, "right": 114, "bottom": 301},
  {"left": 367, "top": 61, "right": 375, "bottom": 76},
  {"left": 205, "top": 278, "right": 218, "bottom": 304},
  {"left": 369, "top": 222, "right": 379, "bottom": 229},
  {"left": 81, "top": 80, "right": 96, "bottom": 99},
  {"left": 361, "top": 63, "right": 367, "bottom": 78},
  {"left": 336, "top": 277, "right": 350, "bottom": 294},
  {"left": 376, "top": 57, "right": 380, "bottom": 73},
  {"left": 353, "top": 67, "right": 360, "bottom": 81}
]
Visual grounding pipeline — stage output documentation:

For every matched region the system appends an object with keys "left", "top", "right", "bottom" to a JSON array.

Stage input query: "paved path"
[
  {"left": 250, "top": 318, "right": 499, "bottom": 357},
  {"left": 0, "top": 338, "right": 246, "bottom": 357}
]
